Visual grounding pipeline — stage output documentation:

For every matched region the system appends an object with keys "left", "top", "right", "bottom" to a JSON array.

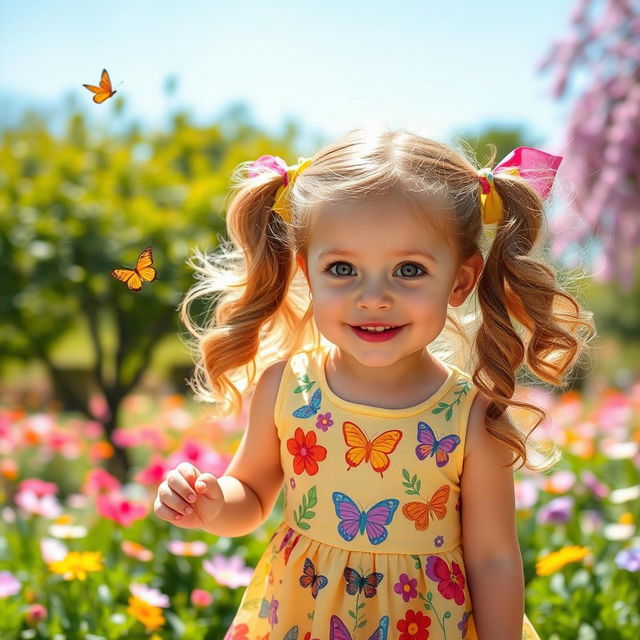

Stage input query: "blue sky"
[{"left": 0, "top": 0, "right": 577, "bottom": 154}]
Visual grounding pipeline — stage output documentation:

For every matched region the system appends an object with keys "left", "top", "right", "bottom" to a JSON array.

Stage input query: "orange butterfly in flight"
[
  {"left": 83, "top": 69, "right": 121, "bottom": 103},
  {"left": 111, "top": 247, "right": 157, "bottom": 292},
  {"left": 402, "top": 484, "right": 449, "bottom": 531},
  {"left": 342, "top": 421, "right": 403, "bottom": 478}
]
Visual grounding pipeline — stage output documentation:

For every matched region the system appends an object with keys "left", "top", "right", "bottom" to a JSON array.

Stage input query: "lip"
[
  {"left": 349, "top": 324, "right": 406, "bottom": 342},
  {"left": 349, "top": 322, "right": 404, "bottom": 328}
]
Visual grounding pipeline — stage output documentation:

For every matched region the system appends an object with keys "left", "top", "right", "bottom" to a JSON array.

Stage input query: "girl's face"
[{"left": 296, "top": 198, "right": 483, "bottom": 368}]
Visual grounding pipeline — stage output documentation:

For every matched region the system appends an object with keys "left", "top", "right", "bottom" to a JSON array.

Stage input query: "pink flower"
[
  {"left": 134, "top": 454, "right": 168, "bottom": 486},
  {"left": 130, "top": 582, "right": 170, "bottom": 607},
  {"left": 15, "top": 490, "right": 62, "bottom": 519},
  {"left": 166, "top": 440, "right": 231, "bottom": 478},
  {"left": 191, "top": 588, "right": 213, "bottom": 607},
  {"left": 203, "top": 553, "right": 253, "bottom": 588},
  {"left": 83, "top": 468, "right": 121, "bottom": 496},
  {"left": 393, "top": 572, "right": 418, "bottom": 602},
  {"left": 0, "top": 571, "right": 21, "bottom": 598},
  {"left": 18, "top": 478, "right": 58, "bottom": 497},
  {"left": 315, "top": 412, "right": 334, "bottom": 432},
  {"left": 96, "top": 493, "right": 147, "bottom": 527},
  {"left": 425, "top": 555, "right": 466, "bottom": 605},
  {"left": 167, "top": 540, "right": 208, "bottom": 557},
  {"left": 26, "top": 603, "right": 47, "bottom": 625}
]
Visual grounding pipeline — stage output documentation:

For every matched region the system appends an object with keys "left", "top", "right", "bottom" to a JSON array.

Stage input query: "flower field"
[{"left": 0, "top": 382, "right": 639, "bottom": 639}]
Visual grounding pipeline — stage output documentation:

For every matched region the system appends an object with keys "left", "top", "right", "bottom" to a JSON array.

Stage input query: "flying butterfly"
[
  {"left": 82, "top": 68, "right": 122, "bottom": 104},
  {"left": 402, "top": 484, "right": 450, "bottom": 531},
  {"left": 111, "top": 246, "right": 157, "bottom": 292}
]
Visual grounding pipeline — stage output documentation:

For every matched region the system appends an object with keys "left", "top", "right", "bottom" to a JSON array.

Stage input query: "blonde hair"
[{"left": 179, "top": 125, "right": 596, "bottom": 472}]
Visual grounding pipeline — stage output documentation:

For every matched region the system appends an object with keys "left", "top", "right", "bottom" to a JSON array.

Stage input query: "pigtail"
[
  {"left": 474, "top": 173, "right": 597, "bottom": 471},
  {"left": 178, "top": 163, "right": 316, "bottom": 417}
]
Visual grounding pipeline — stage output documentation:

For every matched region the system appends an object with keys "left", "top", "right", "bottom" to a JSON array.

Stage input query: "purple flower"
[
  {"left": 537, "top": 496, "right": 574, "bottom": 525},
  {"left": 393, "top": 572, "right": 418, "bottom": 602},
  {"left": 580, "top": 470, "right": 610, "bottom": 499},
  {"left": 315, "top": 412, "right": 334, "bottom": 432},
  {"left": 434, "top": 535, "right": 444, "bottom": 548},
  {"left": 290, "top": 477, "right": 296, "bottom": 490},
  {"left": 458, "top": 610, "right": 471, "bottom": 637},
  {"left": 615, "top": 546, "right": 640, "bottom": 572}
]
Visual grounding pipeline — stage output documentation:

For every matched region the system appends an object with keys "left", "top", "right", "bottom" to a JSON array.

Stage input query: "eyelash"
[{"left": 322, "top": 261, "right": 428, "bottom": 279}]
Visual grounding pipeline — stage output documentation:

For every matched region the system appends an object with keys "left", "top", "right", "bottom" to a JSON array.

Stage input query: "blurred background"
[{"left": 1, "top": 1, "right": 639, "bottom": 638}]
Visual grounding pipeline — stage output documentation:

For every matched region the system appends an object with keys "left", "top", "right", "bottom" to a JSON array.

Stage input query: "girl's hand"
[{"left": 153, "top": 462, "right": 225, "bottom": 530}]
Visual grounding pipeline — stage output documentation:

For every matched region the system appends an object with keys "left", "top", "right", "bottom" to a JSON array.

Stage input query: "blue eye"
[{"left": 323, "top": 261, "right": 427, "bottom": 278}]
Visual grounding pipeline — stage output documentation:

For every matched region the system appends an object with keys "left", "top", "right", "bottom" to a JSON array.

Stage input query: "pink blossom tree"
[{"left": 539, "top": 0, "right": 640, "bottom": 291}]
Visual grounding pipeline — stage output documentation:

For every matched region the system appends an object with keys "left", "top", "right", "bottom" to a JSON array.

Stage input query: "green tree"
[{"left": 0, "top": 99, "right": 302, "bottom": 479}]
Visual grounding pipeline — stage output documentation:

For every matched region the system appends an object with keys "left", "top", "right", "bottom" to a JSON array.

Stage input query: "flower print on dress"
[
  {"left": 393, "top": 573, "right": 418, "bottom": 602},
  {"left": 315, "top": 411, "right": 334, "bottom": 431},
  {"left": 458, "top": 610, "right": 473, "bottom": 638},
  {"left": 415, "top": 421, "right": 460, "bottom": 468},
  {"left": 287, "top": 428, "right": 327, "bottom": 475},
  {"left": 425, "top": 555, "right": 466, "bottom": 606},
  {"left": 396, "top": 609, "right": 431, "bottom": 640},
  {"left": 223, "top": 622, "right": 250, "bottom": 640}
]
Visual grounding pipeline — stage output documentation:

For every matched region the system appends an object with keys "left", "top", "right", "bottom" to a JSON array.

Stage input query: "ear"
[{"left": 449, "top": 252, "right": 484, "bottom": 307}]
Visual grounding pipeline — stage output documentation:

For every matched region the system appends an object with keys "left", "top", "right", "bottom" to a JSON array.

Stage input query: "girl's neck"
[{"left": 323, "top": 344, "right": 450, "bottom": 409}]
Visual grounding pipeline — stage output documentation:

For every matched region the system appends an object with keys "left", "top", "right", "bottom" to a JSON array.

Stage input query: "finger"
[
  {"left": 154, "top": 498, "right": 185, "bottom": 523},
  {"left": 177, "top": 462, "right": 199, "bottom": 485},
  {"left": 167, "top": 471, "right": 197, "bottom": 505},
  {"left": 160, "top": 483, "right": 195, "bottom": 515},
  {"left": 194, "top": 473, "right": 223, "bottom": 500}
]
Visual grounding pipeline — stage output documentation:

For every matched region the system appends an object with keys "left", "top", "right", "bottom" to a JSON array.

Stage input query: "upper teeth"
[{"left": 359, "top": 326, "right": 393, "bottom": 332}]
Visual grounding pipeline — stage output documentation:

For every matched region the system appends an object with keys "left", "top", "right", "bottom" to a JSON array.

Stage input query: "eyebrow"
[{"left": 318, "top": 249, "right": 437, "bottom": 263}]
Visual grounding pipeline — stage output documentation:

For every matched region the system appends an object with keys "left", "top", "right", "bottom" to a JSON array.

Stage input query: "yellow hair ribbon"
[
  {"left": 477, "top": 166, "right": 520, "bottom": 224},
  {"left": 272, "top": 157, "right": 313, "bottom": 223}
]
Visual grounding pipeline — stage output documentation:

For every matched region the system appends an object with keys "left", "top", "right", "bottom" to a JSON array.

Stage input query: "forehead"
[{"left": 306, "top": 196, "right": 451, "bottom": 259}]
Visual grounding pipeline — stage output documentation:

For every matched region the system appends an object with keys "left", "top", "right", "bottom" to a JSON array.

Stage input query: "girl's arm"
[
  {"left": 202, "top": 360, "right": 287, "bottom": 537},
  {"left": 461, "top": 392, "right": 525, "bottom": 640}
]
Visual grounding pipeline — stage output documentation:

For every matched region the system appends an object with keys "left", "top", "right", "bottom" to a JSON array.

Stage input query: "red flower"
[
  {"left": 286, "top": 428, "right": 327, "bottom": 475},
  {"left": 224, "top": 622, "right": 249, "bottom": 640},
  {"left": 425, "top": 555, "right": 466, "bottom": 605},
  {"left": 396, "top": 609, "right": 431, "bottom": 640}
]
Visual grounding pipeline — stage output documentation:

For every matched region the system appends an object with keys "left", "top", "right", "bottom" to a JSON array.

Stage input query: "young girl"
[{"left": 154, "top": 126, "right": 595, "bottom": 639}]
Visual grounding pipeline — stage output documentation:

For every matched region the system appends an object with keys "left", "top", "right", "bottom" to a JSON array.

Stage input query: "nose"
[{"left": 356, "top": 278, "right": 392, "bottom": 309}]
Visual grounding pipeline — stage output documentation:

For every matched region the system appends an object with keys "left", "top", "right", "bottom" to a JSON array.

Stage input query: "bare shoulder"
[
  {"left": 464, "top": 389, "right": 516, "bottom": 467},
  {"left": 461, "top": 389, "right": 521, "bottom": 567},
  {"left": 251, "top": 359, "right": 288, "bottom": 415},
  {"left": 259, "top": 359, "right": 289, "bottom": 391}
]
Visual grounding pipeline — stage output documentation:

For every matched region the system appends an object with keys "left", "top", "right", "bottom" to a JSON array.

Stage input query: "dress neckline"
[{"left": 314, "top": 342, "right": 460, "bottom": 418}]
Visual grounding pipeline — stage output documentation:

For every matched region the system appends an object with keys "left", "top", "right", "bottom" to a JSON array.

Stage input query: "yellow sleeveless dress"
[{"left": 224, "top": 342, "right": 541, "bottom": 640}]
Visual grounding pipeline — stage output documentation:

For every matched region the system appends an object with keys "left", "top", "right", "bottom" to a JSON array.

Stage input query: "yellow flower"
[
  {"left": 535, "top": 545, "right": 591, "bottom": 576},
  {"left": 619, "top": 512, "right": 634, "bottom": 525},
  {"left": 48, "top": 551, "right": 103, "bottom": 581},
  {"left": 127, "top": 595, "right": 165, "bottom": 632}
]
